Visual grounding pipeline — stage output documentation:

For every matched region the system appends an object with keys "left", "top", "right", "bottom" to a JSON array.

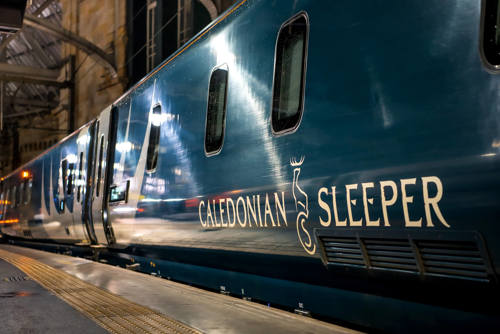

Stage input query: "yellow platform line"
[{"left": 0, "top": 248, "right": 202, "bottom": 334}]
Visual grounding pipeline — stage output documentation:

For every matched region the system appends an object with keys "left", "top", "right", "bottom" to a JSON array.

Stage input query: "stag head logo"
[{"left": 290, "top": 156, "right": 316, "bottom": 255}]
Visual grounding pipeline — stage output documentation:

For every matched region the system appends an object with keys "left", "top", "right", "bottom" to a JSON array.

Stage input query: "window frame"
[
  {"left": 270, "top": 11, "right": 310, "bottom": 136},
  {"left": 204, "top": 63, "right": 229, "bottom": 157},
  {"left": 480, "top": 0, "right": 500, "bottom": 71}
]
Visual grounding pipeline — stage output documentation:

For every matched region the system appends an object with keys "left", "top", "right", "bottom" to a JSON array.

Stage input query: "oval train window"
[
  {"left": 271, "top": 12, "right": 309, "bottom": 134},
  {"left": 205, "top": 65, "right": 229, "bottom": 156},
  {"left": 482, "top": 0, "right": 500, "bottom": 68},
  {"left": 147, "top": 105, "right": 162, "bottom": 172}
]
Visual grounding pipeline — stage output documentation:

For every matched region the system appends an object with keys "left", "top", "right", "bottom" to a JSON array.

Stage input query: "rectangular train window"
[
  {"left": 3, "top": 189, "right": 8, "bottom": 215},
  {"left": 0, "top": 190, "right": 4, "bottom": 217},
  {"left": 147, "top": 105, "right": 161, "bottom": 172},
  {"left": 19, "top": 181, "right": 25, "bottom": 205},
  {"left": 77, "top": 152, "right": 83, "bottom": 202},
  {"left": 12, "top": 185, "right": 17, "bottom": 207},
  {"left": 271, "top": 12, "right": 309, "bottom": 134},
  {"left": 205, "top": 65, "right": 228, "bottom": 156},
  {"left": 22, "top": 178, "right": 31, "bottom": 204},
  {"left": 482, "top": 0, "right": 500, "bottom": 68},
  {"left": 67, "top": 162, "right": 74, "bottom": 195},
  {"left": 26, "top": 178, "right": 32, "bottom": 204},
  {"left": 96, "top": 135, "right": 104, "bottom": 196},
  {"left": 61, "top": 159, "right": 68, "bottom": 196}
]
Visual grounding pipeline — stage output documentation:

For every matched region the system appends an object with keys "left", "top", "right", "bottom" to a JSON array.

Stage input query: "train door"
[
  {"left": 90, "top": 106, "right": 116, "bottom": 244},
  {"left": 90, "top": 105, "right": 118, "bottom": 245},
  {"left": 73, "top": 125, "right": 97, "bottom": 244}
]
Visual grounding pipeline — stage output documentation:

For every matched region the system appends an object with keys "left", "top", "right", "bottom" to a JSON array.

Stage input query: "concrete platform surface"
[
  {"left": 0, "top": 244, "right": 360, "bottom": 334},
  {"left": 0, "top": 257, "right": 107, "bottom": 334}
]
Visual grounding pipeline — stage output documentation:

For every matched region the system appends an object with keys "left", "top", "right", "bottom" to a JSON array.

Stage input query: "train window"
[
  {"left": 67, "top": 162, "right": 74, "bottom": 195},
  {"left": 3, "top": 192, "right": 7, "bottom": 214},
  {"left": 146, "top": 105, "right": 162, "bottom": 172},
  {"left": 22, "top": 178, "right": 28, "bottom": 204},
  {"left": 19, "top": 181, "right": 25, "bottom": 205},
  {"left": 26, "top": 178, "right": 32, "bottom": 204},
  {"left": 77, "top": 152, "right": 83, "bottom": 202},
  {"left": 61, "top": 159, "right": 68, "bottom": 196},
  {"left": 482, "top": 0, "right": 500, "bottom": 68},
  {"left": 205, "top": 65, "right": 228, "bottom": 156},
  {"left": 3, "top": 189, "right": 8, "bottom": 215},
  {"left": 96, "top": 135, "right": 104, "bottom": 197},
  {"left": 12, "top": 185, "right": 18, "bottom": 207},
  {"left": 271, "top": 12, "right": 309, "bottom": 134},
  {"left": 0, "top": 190, "right": 4, "bottom": 217}
]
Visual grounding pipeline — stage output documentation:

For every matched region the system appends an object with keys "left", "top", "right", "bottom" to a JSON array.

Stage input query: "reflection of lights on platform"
[
  {"left": 481, "top": 153, "right": 496, "bottom": 157},
  {"left": 0, "top": 219, "right": 19, "bottom": 224},
  {"left": 112, "top": 207, "right": 137, "bottom": 213},
  {"left": 45, "top": 221, "right": 61, "bottom": 228},
  {"left": 185, "top": 198, "right": 199, "bottom": 207},
  {"left": 141, "top": 197, "right": 185, "bottom": 203}
]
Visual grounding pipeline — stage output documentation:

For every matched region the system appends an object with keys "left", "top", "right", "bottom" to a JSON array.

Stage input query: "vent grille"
[
  {"left": 364, "top": 239, "right": 417, "bottom": 273},
  {"left": 322, "top": 237, "right": 364, "bottom": 267},
  {"left": 417, "top": 240, "right": 488, "bottom": 281},
  {"left": 318, "top": 232, "right": 492, "bottom": 283}
]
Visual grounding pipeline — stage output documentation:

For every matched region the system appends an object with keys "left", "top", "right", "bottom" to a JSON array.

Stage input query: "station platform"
[{"left": 0, "top": 244, "right": 359, "bottom": 334}]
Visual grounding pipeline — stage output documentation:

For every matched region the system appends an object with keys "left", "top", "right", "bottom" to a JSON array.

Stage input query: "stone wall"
[{"left": 59, "top": 0, "right": 128, "bottom": 130}]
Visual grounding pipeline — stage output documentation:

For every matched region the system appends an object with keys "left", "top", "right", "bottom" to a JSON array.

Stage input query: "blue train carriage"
[
  {"left": 0, "top": 122, "right": 94, "bottom": 243},
  {"left": 2, "top": 0, "right": 500, "bottom": 331},
  {"left": 94, "top": 0, "right": 500, "bottom": 329}
]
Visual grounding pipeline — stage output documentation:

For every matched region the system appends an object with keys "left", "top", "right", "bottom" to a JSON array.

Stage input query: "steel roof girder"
[{"left": 23, "top": 14, "right": 117, "bottom": 78}]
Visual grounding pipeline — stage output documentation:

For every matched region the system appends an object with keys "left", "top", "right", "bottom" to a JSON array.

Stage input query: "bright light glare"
[
  {"left": 66, "top": 154, "right": 78, "bottom": 164},
  {"left": 116, "top": 141, "right": 133, "bottom": 153},
  {"left": 151, "top": 113, "right": 163, "bottom": 126}
]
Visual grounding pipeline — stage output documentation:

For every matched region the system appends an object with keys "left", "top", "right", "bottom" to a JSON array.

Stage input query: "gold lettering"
[
  {"left": 380, "top": 180, "right": 397, "bottom": 226},
  {"left": 236, "top": 196, "right": 247, "bottom": 227},
  {"left": 246, "top": 195, "right": 258, "bottom": 227},
  {"left": 264, "top": 193, "right": 275, "bottom": 227},
  {"left": 257, "top": 194, "right": 263, "bottom": 227},
  {"left": 213, "top": 200, "right": 221, "bottom": 227},
  {"left": 362, "top": 182, "right": 380, "bottom": 226},
  {"left": 198, "top": 200, "right": 206, "bottom": 227},
  {"left": 318, "top": 187, "right": 331, "bottom": 227},
  {"left": 226, "top": 198, "right": 236, "bottom": 227},
  {"left": 422, "top": 176, "right": 449, "bottom": 227},
  {"left": 346, "top": 184, "right": 362, "bottom": 226},
  {"left": 219, "top": 199, "right": 227, "bottom": 227},
  {"left": 207, "top": 200, "right": 214, "bottom": 227},
  {"left": 401, "top": 178, "right": 422, "bottom": 227},
  {"left": 331, "top": 186, "right": 347, "bottom": 226},
  {"left": 274, "top": 192, "right": 287, "bottom": 227}
]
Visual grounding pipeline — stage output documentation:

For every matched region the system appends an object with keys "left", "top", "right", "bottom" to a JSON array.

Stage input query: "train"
[{"left": 1, "top": 0, "right": 500, "bottom": 331}]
